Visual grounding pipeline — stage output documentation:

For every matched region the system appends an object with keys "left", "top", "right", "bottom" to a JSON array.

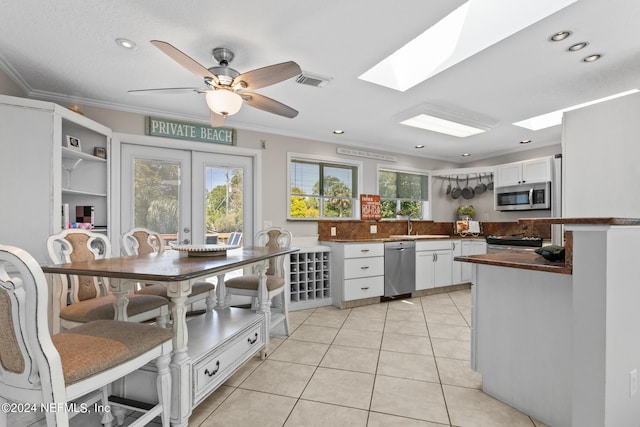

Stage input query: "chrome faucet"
[{"left": 407, "top": 217, "right": 413, "bottom": 235}]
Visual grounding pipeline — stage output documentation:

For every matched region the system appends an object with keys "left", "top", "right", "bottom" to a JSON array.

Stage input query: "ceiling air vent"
[{"left": 296, "top": 72, "right": 331, "bottom": 88}]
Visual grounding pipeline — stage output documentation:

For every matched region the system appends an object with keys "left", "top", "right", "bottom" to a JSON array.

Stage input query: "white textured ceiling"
[{"left": 1, "top": 0, "right": 639, "bottom": 163}]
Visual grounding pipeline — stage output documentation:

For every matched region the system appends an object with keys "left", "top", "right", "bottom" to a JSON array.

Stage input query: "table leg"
[
  {"left": 108, "top": 278, "right": 132, "bottom": 321},
  {"left": 166, "top": 281, "right": 192, "bottom": 427},
  {"left": 215, "top": 273, "right": 229, "bottom": 309},
  {"left": 255, "top": 261, "right": 270, "bottom": 358}
]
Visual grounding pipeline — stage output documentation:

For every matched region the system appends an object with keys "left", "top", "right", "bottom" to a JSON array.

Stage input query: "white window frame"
[
  {"left": 287, "top": 152, "right": 363, "bottom": 220},
  {"left": 377, "top": 165, "right": 432, "bottom": 220}
]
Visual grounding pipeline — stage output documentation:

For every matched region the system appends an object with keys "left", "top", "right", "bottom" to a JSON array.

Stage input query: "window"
[
  {"left": 289, "top": 155, "right": 359, "bottom": 219},
  {"left": 378, "top": 169, "right": 430, "bottom": 219}
]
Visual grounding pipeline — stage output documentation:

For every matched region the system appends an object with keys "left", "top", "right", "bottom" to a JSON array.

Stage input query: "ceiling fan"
[{"left": 129, "top": 40, "right": 302, "bottom": 126}]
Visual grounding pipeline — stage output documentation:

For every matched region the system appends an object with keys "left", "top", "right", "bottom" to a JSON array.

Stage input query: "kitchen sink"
[{"left": 388, "top": 234, "right": 450, "bottom": 239}]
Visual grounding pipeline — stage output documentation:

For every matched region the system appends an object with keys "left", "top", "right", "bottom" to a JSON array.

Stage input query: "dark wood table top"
[{"left": 42, "top": 246, "right": 299, "bottom": 282}]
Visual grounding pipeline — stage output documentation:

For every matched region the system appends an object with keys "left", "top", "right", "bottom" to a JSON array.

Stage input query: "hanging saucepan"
[
  {"left": 446, "top": 176, "right": 452, "bottom": 195},
  {"left": 462, "top": 175, "right": 475, "bottom": 199},
  {"left": 474, "top": 173, "right": 487, "bottom": 194},
  {"left": 487, "top": 173, "right": 494, "bottom": 191},
  {"left": 451, "top": 176, "right": 462, "bottom": 199}
]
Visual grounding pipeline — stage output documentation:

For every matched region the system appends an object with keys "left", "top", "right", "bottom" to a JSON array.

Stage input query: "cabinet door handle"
[
  {"left": 360, "top": 249, "right": 370, "bottom": 253},
  {"left": 361, "top": 265, "right": 370, "bottom": 269},
  {"left": 361, "top": 287, "right": 370, "bottom": 290},
  {"left": 204, "top": 360, "right": 220, "bottom": 377},
  {"left": 247, "top": 332, "right": 258, "bottom": 345}
]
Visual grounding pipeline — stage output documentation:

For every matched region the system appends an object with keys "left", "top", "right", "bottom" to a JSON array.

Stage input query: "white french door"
[
  {"left": 192, "top": 151, "right": 253, "bottom": 245},
  {"left": 120, "top": 142, "right": 255, "bottom": 248}
]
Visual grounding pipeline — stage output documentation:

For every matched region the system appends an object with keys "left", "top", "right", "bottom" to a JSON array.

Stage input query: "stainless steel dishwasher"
[{"left": 384, "top": 241, "right": 416, "bottom": 297}]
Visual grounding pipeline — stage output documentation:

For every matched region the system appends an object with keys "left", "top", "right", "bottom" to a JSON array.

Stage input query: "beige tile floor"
[
  {"left": 12, "top": 289, "right": 551, "bottom": 427},
  {"left": 189, "top": 289, "right": 550, "bottom": 427}
]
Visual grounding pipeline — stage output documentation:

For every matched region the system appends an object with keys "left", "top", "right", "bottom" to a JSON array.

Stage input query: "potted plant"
[{"left": 456, "top": 205, "right": 475, "bottom": 220}]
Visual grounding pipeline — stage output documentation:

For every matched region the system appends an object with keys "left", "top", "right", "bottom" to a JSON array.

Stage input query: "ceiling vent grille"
[{"left": 296, "top": 72, "right": 331, "bottom": 88}]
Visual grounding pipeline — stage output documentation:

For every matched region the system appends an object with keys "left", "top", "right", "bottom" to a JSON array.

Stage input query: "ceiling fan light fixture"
[{"left": 205, "top": 89, "right": 243, "bottom": 116}]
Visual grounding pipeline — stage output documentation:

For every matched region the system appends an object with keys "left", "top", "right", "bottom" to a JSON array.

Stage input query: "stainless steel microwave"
[{"left": 495, "top": 182, "right": 551, "bottom": 211}]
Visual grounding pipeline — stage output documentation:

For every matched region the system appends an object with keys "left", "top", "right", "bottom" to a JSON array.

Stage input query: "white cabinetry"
[
  {"left": 323, "top": 242, "right": 384, "bottom": 306},
  {"left": 415, "top": 240, "right": 453, "bottom": 290},
  {"left": 452, "top": 240, "right": 462, "bottom": 284},
  {"left": 496, "top": 157, "right": 552, "bottom": 187},
  {"left": 0, "top": 95, "right": 111, "bottom": 264},
  {"left": 288, "top": 246, "right": 331, "bottom": 310},
  {"left": 460, "top": 240, "right": 487, "bottom": 283}
]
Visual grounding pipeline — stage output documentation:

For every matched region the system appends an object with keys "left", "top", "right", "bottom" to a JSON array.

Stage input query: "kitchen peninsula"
[{"left": 456, "top": 218, "right": 640, "bottom": 427}]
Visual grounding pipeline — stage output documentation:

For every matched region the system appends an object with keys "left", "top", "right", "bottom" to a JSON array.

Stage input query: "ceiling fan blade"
[
  {"left": 150, "top": 40, "right": 219, "bottom": 85},
  {"left": 210, "top": 110, "right": 226, "bottom": 127},
  {"left": 128, "top": 87, "right": 207, "bottom": 95},
  {"left": 242, "top": 92, "right": 298, "bottom": 118},
  {"left": 234, "top": 61, "right": 301, "bottom": 90}
]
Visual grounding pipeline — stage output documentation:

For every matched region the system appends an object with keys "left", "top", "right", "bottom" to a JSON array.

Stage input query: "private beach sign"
[{"left": 145, "top": 116, "right": 236, "bottom": 145}]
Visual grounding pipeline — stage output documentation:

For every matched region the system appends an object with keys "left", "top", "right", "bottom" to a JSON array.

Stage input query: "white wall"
[
  {"left": 0, "top": 70, "right": 25, "bottom": 97},
  {"left": 563, "top": 92, "right": 640, "bottom": 217},
  {"left": 75, "top": 103, "right": 459, "bottom": 236},
  {"left": 0, "top": 67, "right": 555, "bottom": 234}
]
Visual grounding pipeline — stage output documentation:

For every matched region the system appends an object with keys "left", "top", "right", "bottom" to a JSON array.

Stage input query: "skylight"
[
  {"left": 358, "top": 0, "right": 579, "bottom": 92},
  {"left": 400, "top": 114, "right": 486, "bottom": 138},
  {"left": 513, "top": 89, "right": 640, "bottom": 130}
]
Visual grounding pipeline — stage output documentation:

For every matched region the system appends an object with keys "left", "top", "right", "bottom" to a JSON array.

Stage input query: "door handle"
[
  {"left": 396, "top": 247, "right": 405, "bottom": 251},
  {"left": 361, "top": 265, "right": 370, "bottom": 270},
  {"left": 529, "top": 188, "right": 534, "bottom": 207}
]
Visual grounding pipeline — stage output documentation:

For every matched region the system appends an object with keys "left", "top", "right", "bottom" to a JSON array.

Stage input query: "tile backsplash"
[{"left": 317, "top": 220, "right": 551, "bottom": 241}]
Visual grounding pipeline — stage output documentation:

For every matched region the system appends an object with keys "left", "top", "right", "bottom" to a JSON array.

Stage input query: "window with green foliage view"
[
  {"left": 289, "top": 159, "right": 358, "bottom": 219},
  {"left": 378, "top": 170, "right": 429, "bottom": 219}
]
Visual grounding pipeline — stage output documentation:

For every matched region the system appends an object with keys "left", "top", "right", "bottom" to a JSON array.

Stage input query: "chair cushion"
[
  {"left": 52, "top": 320, "right": 172, "bottom": 385},
  {"left": 60, "top": 294, "right": 168, "bottom": 323},
  {"left": 224, "top": 275, "right": 284, "bottom": 292},
  {"left": 137, "top": 281, "right": 215, "bottom": 299}
]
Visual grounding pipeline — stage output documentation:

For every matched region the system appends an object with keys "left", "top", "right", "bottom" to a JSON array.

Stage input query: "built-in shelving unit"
[
  {"left": 288, "top": 246, "right": 331, "bottom": 310},
  {"left": 0, "top": 94, "right": 112, "bottom": 264}
]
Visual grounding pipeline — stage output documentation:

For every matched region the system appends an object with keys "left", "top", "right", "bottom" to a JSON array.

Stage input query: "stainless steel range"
[{"left": 486, "top": 235, "right": 543, "bottom": 253}]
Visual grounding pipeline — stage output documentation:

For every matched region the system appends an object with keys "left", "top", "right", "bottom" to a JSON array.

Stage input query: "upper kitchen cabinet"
[
  {"left": 0, "top": 95, "right": 111, "bottom": 264},
  {"left": 495, "top": 157, "right": 552, "bottom": 187}
]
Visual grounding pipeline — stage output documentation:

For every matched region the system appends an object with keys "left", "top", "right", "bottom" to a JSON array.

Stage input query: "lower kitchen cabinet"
[
  {"left": 321, "top": 241, "right": 384, "bottom": 307},
  {"left": 460, "top": 240, "right": 487, "bottom": 282},
  {"left": 416, "top": 240, "right": 454, "bottom": 290}
]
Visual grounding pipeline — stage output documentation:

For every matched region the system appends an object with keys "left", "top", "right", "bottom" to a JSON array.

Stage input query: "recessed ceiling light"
[
  {"left": 513, "top": 88, "right": 639, "bottom": 130},
  {"left": 583, "top": 54, "right": 602, "bottom": 62},
  {"left": 415, "top": 144, "right": 425, "bottom": 149},
  {"left": 461, "top": 153, "right": 471, "bottom": 157},
  {"left": 568, "top": 42, "right": 588, "bottom": 51},
  {"left": 359, "top": 0, "right": 578, "bottom": 91},
  {"left": 550, "top": 31, "right": 572, "bottom": 42},
  {"left": 400, "top": 114, "right": 487, "bottom": 138},
  {"left": 115, "top": 38, "right": 137, "bottom": 50},
  {"left": 520, "top": 139, "right": 532, "bottom": 144},
  {"left": 333, "top": 130, "right": 344, "bottom": 135}
]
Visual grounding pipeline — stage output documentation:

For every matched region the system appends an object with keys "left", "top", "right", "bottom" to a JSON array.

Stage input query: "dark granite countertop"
[
  {"left": 518, "top": 217, "right": 640, "bottom": 225},
  {"left": 455, "top": 251, "right": 572, "bottom": 275},
  {"left": 321, "top": 235, "right": 486, "bottom": 243}
]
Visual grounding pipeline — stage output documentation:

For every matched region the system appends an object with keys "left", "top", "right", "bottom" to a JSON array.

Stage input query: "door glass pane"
[
  {"left": 204, "top": 167, "right": 243, "bottom": 243},
  {"left": 133, "top": 159, "right": 180, "bottom": 243}
]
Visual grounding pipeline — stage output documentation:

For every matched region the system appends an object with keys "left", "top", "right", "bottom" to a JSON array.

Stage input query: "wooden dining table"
[{"left": 42, "top": 245, "right": 298, "bottom": 426}]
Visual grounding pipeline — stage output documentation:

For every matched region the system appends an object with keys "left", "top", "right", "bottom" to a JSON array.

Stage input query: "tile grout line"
[{"left": 423, "top": 292, "right": 455, "bottom": 427}]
